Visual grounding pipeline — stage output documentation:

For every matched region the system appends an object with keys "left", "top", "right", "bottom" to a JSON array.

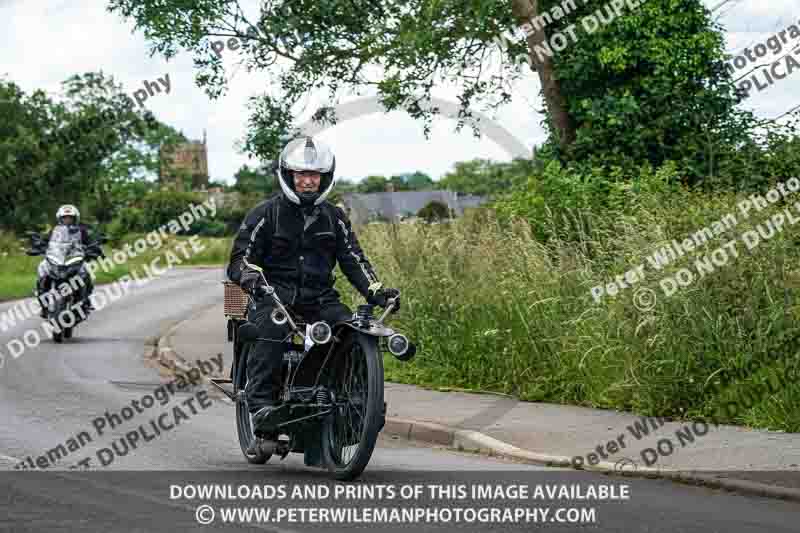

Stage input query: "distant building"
[
  {"left": 159, "top": 130, "right": 209, "bottom": 190},
  {"left": 342, "top": 191, "right": 487, "bottom": 225}
]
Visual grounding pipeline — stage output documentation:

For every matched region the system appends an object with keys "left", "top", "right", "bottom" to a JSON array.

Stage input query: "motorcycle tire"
[{"left": 321, "top": 332, "right": 384, "bottom": 481}]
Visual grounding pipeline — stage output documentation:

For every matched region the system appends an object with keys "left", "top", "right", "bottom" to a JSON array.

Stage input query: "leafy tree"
[
  {"left": 50, "top": 72, "right": 151, "bottom": 219},
  {"left": 438, "top": 158, "right": 535, "bottom": 197},
  {"left": 335, "top": 177, "right": 358, "bottom": 194},
  {"left": 327, "top": 177, "right": 357, "bottom": 205},
  {"left": 0, "top": 71, "right": 194, "bottom": 231},
  {"left": 105, "top": 0, "right": 527, "bottom": 159},
  {"left": 106, "top": 0, "right": 796, "bottom": 190},
  {"left": 358, "top": 175, "right": 387, "bottom": 193},
  {"left": 385, "top": 172, "right": 433, "bottom": 191},
  {"left": 405, "top": 171, "right": 434, "bottom": 191},
  {"left": 417, "top": 200, "right": 451, "bottom": 222},
  {"left": 536, "top": 0, "right": 759, "bottom": 183},
  {"left": 389, "top": 175, "right": 409, "bottom": 191},
  {"left": 208, "top": 179, "right": 229, "bottom": 190},
  {"left": 232, "top": 163, "right": 278, "bottom": 196},
  {"left": 0, "top": 73, "right": 147, "bottom": 231},
  {"left": 0, "top": 79, "right": 54, "bottom": 231}
]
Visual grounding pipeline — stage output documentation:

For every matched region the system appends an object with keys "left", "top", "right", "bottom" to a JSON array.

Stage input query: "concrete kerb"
[
  {"left": 388, "top": 418, "right": 800, "bottom": 502},
  {"left": 152, "top": 315, "right": 800, "bottom": 503},
  {"left": 149, "top": 303, "right": 223, "bottom": 385}
]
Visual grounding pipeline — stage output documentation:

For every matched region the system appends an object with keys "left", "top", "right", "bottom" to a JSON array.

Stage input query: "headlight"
[
  {"left": 387, "top": 334, "right": 416, "bottom": 361},
  {"left": 309, "top": 321, "right": 332, "bottom": 344},
  {"left": 271, "top": 308, "right": 288, "bottom": 325}
]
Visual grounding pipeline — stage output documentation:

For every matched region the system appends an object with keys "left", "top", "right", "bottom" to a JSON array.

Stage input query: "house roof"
[{"left": 342, "top": 191, "right": 486, "bottom": 221}]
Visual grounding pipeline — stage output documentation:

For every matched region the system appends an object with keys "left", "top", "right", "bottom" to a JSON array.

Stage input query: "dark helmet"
[{"left": 277, "top": 136, "right": 336, "bottom": 206}]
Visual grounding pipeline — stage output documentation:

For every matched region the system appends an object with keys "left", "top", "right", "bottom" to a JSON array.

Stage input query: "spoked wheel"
[
  {"left": 321, "top": 333, "right": 384, "bottom": 481},
  {"left": 234, "top": 343, "right": 271, "bottom": 464}
]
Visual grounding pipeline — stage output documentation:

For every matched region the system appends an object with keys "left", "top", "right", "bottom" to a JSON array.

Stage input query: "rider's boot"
[
  {"left": 38, "top": 297, "right": 48, "bottom": 319},
  {"left": 36, "top": 279, "right": 49, "bottom": 318},
  {"left": 252, "top": 402, "right": 282, "bottom": 433},
  {"left": 248, "top": 403, "right": 280, "bottom": 456},
  {"left": 246, "top": 431, "right": 277, "bottom": 456},
  {"left": 84, "top": 277, "right": 95, "bottom": 311},
  {"left": 246, "top": 440, "right": 257, "bottom": 456}
]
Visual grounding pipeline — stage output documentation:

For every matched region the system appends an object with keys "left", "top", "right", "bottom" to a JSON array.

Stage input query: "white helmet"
[
  {"left": 56, "top": 204, "right": 80, "bottom": 225},
  {"left": 277, "top": 136, "right": 336, "bottom": 206}
]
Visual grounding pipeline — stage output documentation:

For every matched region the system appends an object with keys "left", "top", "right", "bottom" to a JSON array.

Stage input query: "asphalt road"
[{"left": 0, "top": 268, "right": 798, "bottom": 532}]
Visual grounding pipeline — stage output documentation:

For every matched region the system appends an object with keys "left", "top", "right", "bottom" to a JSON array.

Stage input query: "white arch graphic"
[{"left": 296, "top": 96, "right": 531, "bottom": 160}]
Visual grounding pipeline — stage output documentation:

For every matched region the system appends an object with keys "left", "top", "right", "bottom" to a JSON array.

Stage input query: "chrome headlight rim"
[
  {"left": 270, "top": 308, "right": 288, "bottom": 326},
  {"left": 309, "top": 321, "right": 332, "bottom": 345},
  {"left": 387, "top": 333, "right": 410, "bottom": 358}
]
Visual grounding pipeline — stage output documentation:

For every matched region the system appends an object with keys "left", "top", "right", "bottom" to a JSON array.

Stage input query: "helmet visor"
[{"left": 280, "top": 137, "right": 334, "bottom": 173}]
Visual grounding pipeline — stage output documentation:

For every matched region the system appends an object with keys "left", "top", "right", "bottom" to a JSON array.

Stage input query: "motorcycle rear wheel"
[{"left": 321, "top": 333, "right": 384, "bottom": 481}]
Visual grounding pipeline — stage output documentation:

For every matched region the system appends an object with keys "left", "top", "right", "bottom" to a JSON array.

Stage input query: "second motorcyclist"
[{"left": 35, "top": 205, "right": 98, "bottom": 317}]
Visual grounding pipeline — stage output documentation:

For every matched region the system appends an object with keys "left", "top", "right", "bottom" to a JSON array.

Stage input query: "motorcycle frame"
[{"left": 215, "top": 260, "right": 400, "bottom": 441}]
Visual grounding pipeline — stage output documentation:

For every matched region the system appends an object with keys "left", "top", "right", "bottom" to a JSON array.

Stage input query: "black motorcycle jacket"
[
  {"left": 227, "top": 197, "right": 273, "bottom": 284},
  {"left": 230, "top": 195, "right": 382, "bottom": 305}
]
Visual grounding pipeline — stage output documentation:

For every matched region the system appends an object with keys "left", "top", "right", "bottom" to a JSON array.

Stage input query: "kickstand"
[{"left": 209, "top": 378, "right": 236, "bottom": 401}]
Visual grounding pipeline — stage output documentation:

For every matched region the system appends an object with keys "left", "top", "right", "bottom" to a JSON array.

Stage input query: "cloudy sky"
[{"left": 0, "top": 0, "right": 797, "bottom": 184}]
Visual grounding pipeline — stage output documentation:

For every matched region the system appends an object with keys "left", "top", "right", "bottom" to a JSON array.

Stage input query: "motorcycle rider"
[
  {"left": 229, "top": 136, "right": 400, "bottom": 441},
  {"left": 226, "top": 160, "right": 280, "bottom": 285},
  {"left": 36, "top": 205, "right": 97, "bottom": 318}
]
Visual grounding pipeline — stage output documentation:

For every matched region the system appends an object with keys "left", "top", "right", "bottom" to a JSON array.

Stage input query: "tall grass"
[{"left": 336, "top": 189, "right": 800, "bottom": 432}]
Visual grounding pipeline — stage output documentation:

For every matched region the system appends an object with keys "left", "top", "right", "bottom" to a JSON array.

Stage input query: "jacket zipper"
[{"left": 297, "top": 210, "right": 305, "bottom": 303}]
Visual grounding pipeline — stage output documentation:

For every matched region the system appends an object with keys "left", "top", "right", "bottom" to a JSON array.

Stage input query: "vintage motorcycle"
[
  {"left": 26, "top": 227, "right": 106, "bottom": 343},
  {"left": 214, "top": 260, "right": 416, "bottom": 481}
]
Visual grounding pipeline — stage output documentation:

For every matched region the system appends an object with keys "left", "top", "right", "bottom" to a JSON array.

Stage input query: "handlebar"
[
  {"left": 243, "top": 258, "right": 299, "bottom": 333},
  {"left": 376, "top": 293, "right": 400, "bottom": 324},
  {"left": 241, "top": 259, "right": 402, "bottom": 349}
]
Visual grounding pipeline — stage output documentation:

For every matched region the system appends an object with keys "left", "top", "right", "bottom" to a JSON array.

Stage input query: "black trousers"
[{"left": 245, "top": 289, "right": 352, "bottom": 414}]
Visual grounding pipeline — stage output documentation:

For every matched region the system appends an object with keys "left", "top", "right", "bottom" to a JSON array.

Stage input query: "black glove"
[
  {"left": 368, "top": 287, "right": 400, "bottom": 312},
  {"left": 240, "top": 269, "right": 267, "bottom": 297}
]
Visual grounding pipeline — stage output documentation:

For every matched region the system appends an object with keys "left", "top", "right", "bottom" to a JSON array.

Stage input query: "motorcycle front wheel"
[{"left": 321, "top": 332, "right": 384, "bottom": 481}]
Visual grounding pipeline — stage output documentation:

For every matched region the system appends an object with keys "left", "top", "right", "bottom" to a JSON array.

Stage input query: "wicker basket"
[{"left": 223, "top": 281, "right": 249, "bottom": 319}]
